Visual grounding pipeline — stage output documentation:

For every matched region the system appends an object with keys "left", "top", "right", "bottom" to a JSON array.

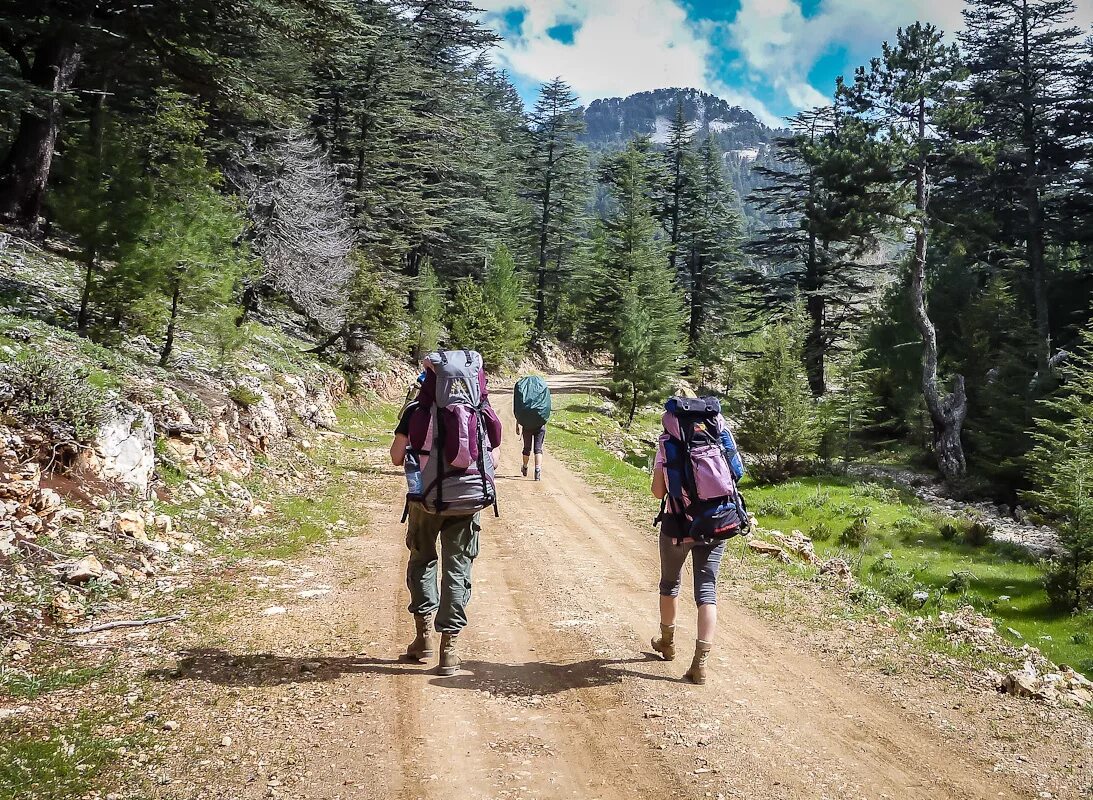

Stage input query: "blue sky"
[{"left": 477, "top": 0, "right": 1092, "bottom": 126}]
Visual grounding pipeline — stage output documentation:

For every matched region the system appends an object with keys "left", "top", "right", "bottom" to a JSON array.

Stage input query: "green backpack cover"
[{"left": 513, "top": 375, "right": 551, "bottom": 431}]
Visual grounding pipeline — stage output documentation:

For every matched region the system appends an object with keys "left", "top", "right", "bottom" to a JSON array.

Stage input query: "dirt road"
[{"left": 164, "top": 372, "right": 1031, "bottom": 800}]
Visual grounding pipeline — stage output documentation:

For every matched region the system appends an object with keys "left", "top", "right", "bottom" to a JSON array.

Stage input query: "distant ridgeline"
[{"left": 580, "top": 88, "right": 784, "bottom": 232}]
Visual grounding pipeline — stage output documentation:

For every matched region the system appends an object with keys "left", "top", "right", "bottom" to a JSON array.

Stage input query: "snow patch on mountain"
[{"left": 727, "top": 147, "right": 760, "bottom": 162}]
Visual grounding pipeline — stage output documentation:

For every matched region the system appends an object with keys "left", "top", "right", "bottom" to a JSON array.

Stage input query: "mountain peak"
[{"left": 581, "top": 87, "right": 772, "bottom": 150}]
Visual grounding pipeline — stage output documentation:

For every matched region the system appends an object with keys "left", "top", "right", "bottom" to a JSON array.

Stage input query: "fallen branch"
[
  {"left": 16, "top": 538, "right": 66, "bottom": 562},
  {"left": 68, "top": 614, "right": 183, "bottom": 635}
]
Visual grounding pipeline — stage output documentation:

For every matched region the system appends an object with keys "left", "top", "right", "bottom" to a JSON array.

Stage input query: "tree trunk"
[
  {"left": 805, "top": 293, "right": 825, "bottom": 397},
  {"left": 77, "top": 89, "right": 108, "bottom": 336},
  {"left": 909, "top": 100, "right": 967, "bottom": 482},
  {"left": 0, "top": 35, "right": 81, "bottom": 230},
  {"left": 159, "top": 277, "right": 182, "bottom": 368},
  {"left": 803, "top": 168, "right": 825, "bottom": 397}
]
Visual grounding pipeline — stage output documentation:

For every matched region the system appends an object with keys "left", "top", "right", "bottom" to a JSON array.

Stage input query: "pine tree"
[
  {"left": 0, "top": 0, "right": 352, "bottom": 229},
  {"left": 448, "top": 279, "right": 505, "bottom": 368},
  {"left": 118, "top": 93, "right": 248, "bottom": 368},
  {"left": 960, "top": 0, "right": 1087, "bottom": 373},
  {"left": 738, "top": 318, "right": 819, "bottom": 482},
  {"left": 1026, "top": 323, "right": 1093, "bottom": 611},
  {"left": 246, "top": 129, "right": 354, "bottom": 333},
  {"left": 526, "top": 78, "right": 587, "bottom": 335},
  {"left": 679, "top": 135, "right": 744, "bottom": 368},
  {"left": 410, "top": 265, "right": 445, "bottom": 361},
  {"left": 845, "top": 22, "right": 970, "bottom": 482},
  {"left": 658, "top": 101, "right": 698, "bottom": 281},
  {"left": 49, "top": 111, "right": 150, "bottom": 335},
  {"left": 588, "top": 142, "right": 685, "bottom": 424},
  {"left": 483, "top": 245, "right": 532, "bottom": 369},
  {"left": 747, "top": 104, "right": 896, "bottom": 396},
  {"left": 817, "top": 337, "right": 879, "bottom": 470}
]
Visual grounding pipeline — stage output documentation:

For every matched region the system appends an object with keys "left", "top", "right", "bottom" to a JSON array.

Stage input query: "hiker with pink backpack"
[
  {"left": 389, "top": 350, "right": 502, "bottom": 675},
  {"left": 650, "top": 396, "right": 748, "bottom": 684}
]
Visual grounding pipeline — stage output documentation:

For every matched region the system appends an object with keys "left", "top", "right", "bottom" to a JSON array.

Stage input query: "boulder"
[
  {"left": 819, "top": 558, "right": 854, "bottom": 586},
  {"left": 51, "top": 589, "right": 83, "bottom": 625},
  {"left": 747, "top": 539, "right": 790, "bottom": 562},
  {"left": 88, "top": 403, "right": 156, "bottom": 496},
  {"left": 34, "top": 487, "right": 63, "bottom": 514},
  {"left": 115, "top": 510, "right": 147, "bottom": 540},
  {"left": 64, "top": 555, "right": 104, "bottom": 584}
]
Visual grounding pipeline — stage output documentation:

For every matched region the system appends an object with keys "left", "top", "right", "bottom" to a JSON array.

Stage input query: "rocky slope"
[{"left": 0, "top": 232, "right": 412, "bottom": 644}]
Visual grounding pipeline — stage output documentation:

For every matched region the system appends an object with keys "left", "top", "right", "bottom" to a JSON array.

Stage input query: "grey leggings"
[{"left": 658, "top": 534, "right": 726, "bottom": 606}]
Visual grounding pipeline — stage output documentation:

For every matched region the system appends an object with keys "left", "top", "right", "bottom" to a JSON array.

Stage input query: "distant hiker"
[
  {"left": 513, "top": 375, "right": 551, "bottom": 481},
  {"left": 650, "top": 396, "right": 748, "bottom": 684},
  {"left": 390, "top": 350, "right": 502, "bottom": 675}
]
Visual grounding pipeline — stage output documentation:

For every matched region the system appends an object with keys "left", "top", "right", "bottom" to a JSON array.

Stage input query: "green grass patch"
[
  {"left": 0, "top": 714, "right": 139, "bottom": 800},
  {"left": 214, "top": 400, "right": 400, "bottom": 561},
  {"left": 547, "top": 394, "right": 1093, "bottom": 669},
  {"left": 0, "top": 661, "right": 113, "bottom": 701}
]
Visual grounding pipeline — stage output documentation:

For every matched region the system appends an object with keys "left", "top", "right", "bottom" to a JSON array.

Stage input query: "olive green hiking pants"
[{"left": 405, "top": 502, "right": 481, "bottom": 633}]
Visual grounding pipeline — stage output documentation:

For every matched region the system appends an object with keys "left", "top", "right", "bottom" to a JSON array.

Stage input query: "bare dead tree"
[{"left": 245, "top": 129, "right": 354, "bottom": 332}]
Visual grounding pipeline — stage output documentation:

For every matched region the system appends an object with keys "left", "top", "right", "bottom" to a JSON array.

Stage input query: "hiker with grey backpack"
[
  {"left": 513, "top": 375, "right": 551, "bottom": 481},
  {"left": 650, "top": 396, "right": 748, "bottom": 684},
  {"left": 390, "top": 350, "right": 502, "bottom": 675}
]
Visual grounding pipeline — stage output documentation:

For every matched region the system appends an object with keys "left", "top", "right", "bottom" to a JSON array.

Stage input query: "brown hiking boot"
[
  {"left": 438, "top": 632, "right": 460, "bottom": 676},
  {"left": 684, "top": 640, "right": 712, "bottom": 685},
  {"left": 651, "top": 623, "right": 676, "bottom": 661},
  {"left": 404, "top": 613, "right": 434, "bottom": 663}
]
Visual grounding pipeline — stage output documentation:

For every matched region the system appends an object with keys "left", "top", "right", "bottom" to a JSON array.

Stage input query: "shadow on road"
[{"left": 147, "top": 648, "right": 680, "bottom": 694}]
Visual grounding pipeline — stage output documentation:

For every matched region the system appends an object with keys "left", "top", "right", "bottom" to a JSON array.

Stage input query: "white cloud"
[
  {"left": 727, "top": 0, "right": 971, "bottom": 113},
  {"left": 480, "top": 0, "right": 714, "bottom": 101}
]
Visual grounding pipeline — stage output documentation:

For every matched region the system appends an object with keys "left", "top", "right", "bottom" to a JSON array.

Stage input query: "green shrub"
[
  {"left": 0, "top": 351, "right": 106, "bottom": 442},
  {"left": 962, "top": 520, "right": 992, "bottom": 547},
  {"left": 755, "top": 498, "right": 790, "bottom": 518},
  {"left": 808, "top": 522, "right": 834, "bottom": 542},
  {"left": 1044, "top": 559, "right": 1093, "bottom": 612},
  {"left": 1072, "top": 632, "right": 1089, "bottom": 646},
  {"left": 852, "top": 482, "right": 901, "bottom": 504},
  {"left": 939, "top": 520, "right": 962, "bottom": 541},
  {"left": 1078, "top": 658, "right": 1093, "bottom": 676},
  {"left": 869, "top": 557, "right": 924, "bottom": 608},
  {"left": 945, "top": 570, "right": 975, "bottom": 594},
  {"left": 840, "top": 514, "right": 871, "bottom": 547},
  {"left": 228, "top": 385, "right": 262, "bottom": 408}
]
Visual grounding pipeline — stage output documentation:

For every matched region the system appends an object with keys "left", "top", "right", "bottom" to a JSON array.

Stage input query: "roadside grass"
[
  {"left": 546, "top": 394, "right": 1093, "bottom": 670},
  {"left": 0, "top": 713, "right": 146, "bottom": 800},
  {"left": 153, "top": 400, "right": 400, "bottom": 626},
  {"left": 0, "top": 661, "right": 113, "bottom": 701}
]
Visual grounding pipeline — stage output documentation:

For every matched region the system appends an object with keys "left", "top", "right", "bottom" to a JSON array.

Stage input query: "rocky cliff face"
[{"left": 582, "top": 87, "right": 777, "bottom": 151}]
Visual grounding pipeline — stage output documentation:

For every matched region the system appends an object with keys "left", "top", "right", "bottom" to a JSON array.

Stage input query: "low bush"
[
  {"left": 963, "top": 520, "right": 992, "bottom": 547},
  {"left": 808, "top": 522, "right": 834, "bottom": 542},
  {"left": 840, "top": 514, "right": 871, "bottom": 547},
  {"left": 228, "top": 385, "right": 263, "bottom": 408},
  {"left": 945, "top": 570, "right": 975, "bottom": 594},
  {"left": 0, "top": 350, "right": 106, "bottom": 443},
  {"left": 755, "top": 498, "right": 790, "bottom": 518}
]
